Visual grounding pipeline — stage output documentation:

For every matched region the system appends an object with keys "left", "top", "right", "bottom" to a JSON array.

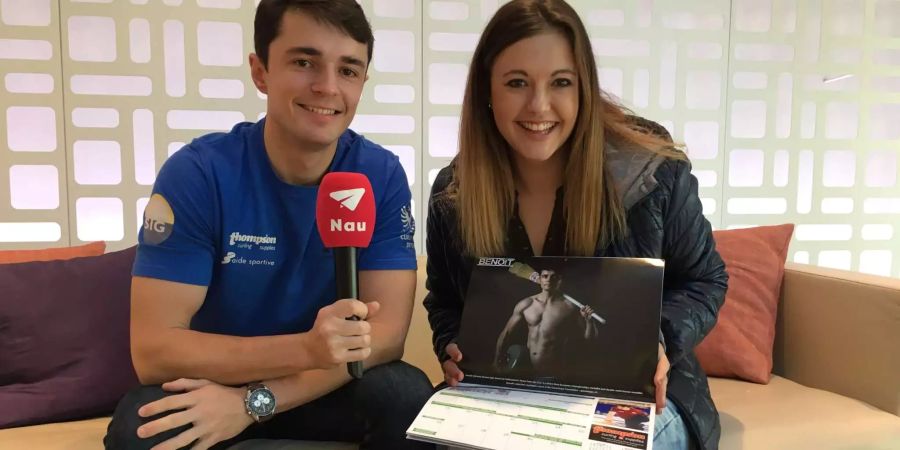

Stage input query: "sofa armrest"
[{"left": 772, "top": 262, "right": 900, "bottom": 416}]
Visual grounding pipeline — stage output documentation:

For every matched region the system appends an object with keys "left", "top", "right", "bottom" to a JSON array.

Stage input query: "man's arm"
[
  {"left": 494, "top": 298, "right": 531, "bottom": 366},
  {"left": 580, "top": 306, "right": 601, "bottom": 340},
  {"left": 130, "top": 276, "right": 370, "bottom": 386},
  {"left": 261, "top": 269, "right": 416, "bottom": 412}
]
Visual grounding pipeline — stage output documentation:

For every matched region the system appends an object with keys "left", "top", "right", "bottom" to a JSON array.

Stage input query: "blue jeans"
[
  {"left": 653, "top": 398, "right": 693, "bottom": 450},
  {"left": 104, "top": 361, "right": 435, "bottom": 450}
]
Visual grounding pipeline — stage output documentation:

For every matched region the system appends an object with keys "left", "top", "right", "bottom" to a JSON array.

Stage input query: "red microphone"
[{"left": 316, "top": 172, "right": 376, "bottom": 379}]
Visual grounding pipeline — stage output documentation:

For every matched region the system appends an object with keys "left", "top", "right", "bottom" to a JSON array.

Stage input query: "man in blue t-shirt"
[{"left": 104, "top": 1, "right": 434, "bottom": 449}]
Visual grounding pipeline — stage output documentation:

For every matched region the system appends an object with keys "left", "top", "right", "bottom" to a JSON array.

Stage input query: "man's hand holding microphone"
[
  {"left": 303, "top": 298, "right": 380, "bottom": 369},
  {"left": 315, "top": 172, "right": 378, "bottom": 378}
]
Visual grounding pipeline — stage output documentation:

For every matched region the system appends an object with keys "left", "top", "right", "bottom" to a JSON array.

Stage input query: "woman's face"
[{"left": 489, "top": 31, "right": 579, "bottom": 164}]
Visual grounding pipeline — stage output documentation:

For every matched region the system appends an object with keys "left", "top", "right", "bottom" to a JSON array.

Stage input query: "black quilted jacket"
[{"left": 423, "top": 143, "right": 729, "bottom": 449}]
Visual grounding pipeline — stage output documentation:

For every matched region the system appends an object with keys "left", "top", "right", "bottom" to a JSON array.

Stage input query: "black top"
[
  {"left": 507, "top": 188, "right": 565, "bottom": 257},
  {"left": 423, "top": 157, "right": 728, "bottom": 450}
]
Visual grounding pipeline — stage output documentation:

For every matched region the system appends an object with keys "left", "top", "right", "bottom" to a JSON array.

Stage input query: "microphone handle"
[{"left": 334, "top": 246, "right": 364, "bottom": 379}]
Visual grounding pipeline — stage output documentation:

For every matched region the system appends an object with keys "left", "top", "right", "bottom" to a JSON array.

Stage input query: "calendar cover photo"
[{"left": 407, "top": 256, "right": 666, "bottom": 450}]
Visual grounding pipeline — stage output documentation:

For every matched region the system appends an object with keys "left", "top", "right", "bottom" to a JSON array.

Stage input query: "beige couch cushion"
[
  {"left": 229, "top": 440, "right": 356, "bottom": 449},
  {"left": 712, "top": 376, "right": 900, "bottom": 450},
  {"left": 0, "top": 417, "right": 358, "bottom": 450},
  {"left": 0, "top": 417, "right": 110, "bottom": 449}
]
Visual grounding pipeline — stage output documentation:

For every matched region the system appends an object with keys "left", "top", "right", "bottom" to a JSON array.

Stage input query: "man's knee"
[
  {"left": 104, "top": 385, "right": 186, "bottom": 450},
  {"left": 360, "top": 361, "right": 434, "bottom": 416}
]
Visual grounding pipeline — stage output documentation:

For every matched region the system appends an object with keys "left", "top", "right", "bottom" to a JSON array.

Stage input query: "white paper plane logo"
[{"left": 329, "top": 188, "right": 366, "bottom": 211}]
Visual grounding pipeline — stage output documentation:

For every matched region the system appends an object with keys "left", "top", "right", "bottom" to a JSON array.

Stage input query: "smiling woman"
[
  {"left": 423, "top": 2, "right": 727, "bottom": 450},
  {"left": 449, "top": 0, "right": 683, "bottom": 258},
  {"left": 489, "top": 32, "right": 579, "bottom": 166}
]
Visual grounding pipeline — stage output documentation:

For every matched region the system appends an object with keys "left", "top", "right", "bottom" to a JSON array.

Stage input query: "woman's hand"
[
  {"left": 442, "top": 343, "right": 465, "bottom": 387},
  {"left": 654, "top": 343, "right": 669, "bottom": 414}
]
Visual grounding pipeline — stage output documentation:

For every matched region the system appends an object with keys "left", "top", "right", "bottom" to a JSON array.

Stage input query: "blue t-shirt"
[{"left": 134, "top": 120, "right": 416, "bottom": 336}]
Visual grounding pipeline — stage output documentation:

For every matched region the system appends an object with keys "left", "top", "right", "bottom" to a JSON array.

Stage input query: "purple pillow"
[{"left": 0, "top": 246, "right": 139, "bottom": 428}]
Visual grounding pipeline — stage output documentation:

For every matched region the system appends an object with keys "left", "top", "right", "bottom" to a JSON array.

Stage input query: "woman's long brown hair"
[{"left": 449, "top": 0, "right": 683, "bottom": 257}]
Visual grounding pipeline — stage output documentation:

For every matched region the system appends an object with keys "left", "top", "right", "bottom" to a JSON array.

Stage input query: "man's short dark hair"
[{"left": 254, "top": 0, "right": 374, "bottom": 68}]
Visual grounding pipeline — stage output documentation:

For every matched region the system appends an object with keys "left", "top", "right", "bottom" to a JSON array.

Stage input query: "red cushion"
[{"left": 695, "top": 224, "right": 795, "bottom": 384}]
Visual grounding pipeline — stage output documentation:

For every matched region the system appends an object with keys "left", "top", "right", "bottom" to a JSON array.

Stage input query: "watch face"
[{"left": 248, "top": 388, "right": 276, "bottom": 416}]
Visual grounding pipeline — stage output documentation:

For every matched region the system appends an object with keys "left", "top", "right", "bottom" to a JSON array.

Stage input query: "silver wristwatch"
[{"left": 244, "top": 382, "right": 276, "bottom": 423}]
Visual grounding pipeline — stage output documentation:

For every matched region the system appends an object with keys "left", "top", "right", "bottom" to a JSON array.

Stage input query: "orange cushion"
[
  {"left": 0, "top": 242, "right": 106, "bottom": 264},
  {"left": 695, "top": 224, "right": 794, "bottom": 384}
]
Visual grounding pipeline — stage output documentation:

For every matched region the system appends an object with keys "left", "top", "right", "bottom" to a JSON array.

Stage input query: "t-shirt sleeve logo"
[
  {"left": 400, "top": 203, "right": 414, "bottom": 234},
  {"left": 400, "top": 203, "right": 415, "bottom": 249},
  {"left": 143, "top": 193, "right": 175, "bottom": 245}
]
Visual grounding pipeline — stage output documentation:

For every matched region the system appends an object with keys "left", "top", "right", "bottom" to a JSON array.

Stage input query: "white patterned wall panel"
[
  {"left": 1, "top": 0, "right": 898, "bottom": 278},
  {"left": 575, "top": 0, "right": 732, "bottom": 231},
  {"left": 354, "top": 0, "right": 423, "bottom": 252},
  {"left": 57, "top": 0, "right": 262, "bottom": 251},
  {"left": 0, "top": 0, "right": 68, "bottom": 247},
  {"left": 422, "top": 0, "right": 489, "bottom": 208},
  {"left": 724, "top": 0, "right": 900, "bottom": 277}
]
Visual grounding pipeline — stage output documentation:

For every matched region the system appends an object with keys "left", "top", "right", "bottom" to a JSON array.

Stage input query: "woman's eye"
[{"left": 506, "top": 79, "right": 526, "bottom": 88}]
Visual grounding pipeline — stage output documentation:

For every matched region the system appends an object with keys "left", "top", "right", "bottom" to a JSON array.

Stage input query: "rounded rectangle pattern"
[
  {"left": 374, "top": 84, "right": 415, "bottom": 104},
  {"left": 4, "top": 73, "right": 54, "bottom": 94},
  {"left": 0, "top": 39, "right": 53, "bottom": 60},
  {"left": 67, "top": 16, "right": 117, "bottom": 62},
  {"left": 6, "top": 107, "right": 57, "bottom": 152},
  {"left": 196, "top": 21, "right": 243, "bottom": 67},
  {"left": 429, "top": 1, "right": 468, "bottom": 21},
  {"left": 76, "top": 197, "right": 124, "bottom": 242},
  {"left": 1, "top": 0, "right": 51, "bottom": 26},
  {"left": 0, "top": 223, "right": 61, "bottom": 243},
  {"left": 374, "top": 0, "right": 413, "bottom": 18},
  {"left": 9, "top": 165, "right": 59, "bottom": 210},
  {"left": 198, "top": 78, "right": 245, "bottom": 99},
  {"left": 73, "top": 140, "right": 122, "bottom": 185},
  {"left": 350, "top": 114, "right": 415, "bottom": 134},
  {"left": 166, "top": 110, "right": 245, "bottom": 131},
  {"left": 428, "top": 116, "right": 459, "bottom": 157},
  {"left": 70, "top": 75, "right": 152, "bottom": 96},
  {"left": 129, "top": 18, "right": 151, "bottom": 63},
  {"left": 373, "top": 30, "right": 415, "bottom": 73},
  {"left": 72, "top": 108, "right": 119, "bottom": 128}
]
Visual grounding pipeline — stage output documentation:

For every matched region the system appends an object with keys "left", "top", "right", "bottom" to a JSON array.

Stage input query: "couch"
[{"left": 1, "top": 256, "right": 899, "bottom": 449}]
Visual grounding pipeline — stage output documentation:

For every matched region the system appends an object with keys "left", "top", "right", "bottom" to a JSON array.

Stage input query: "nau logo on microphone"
[
  {"left": 330, "top": 188, "right": 365, "bottom": 211},
  {"left": 329, "top": 188, "right": 367, "bottom": 232}
]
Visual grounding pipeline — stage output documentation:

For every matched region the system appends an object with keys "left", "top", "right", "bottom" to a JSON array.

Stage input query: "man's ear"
[{"left": 249, "top": 53, "right": 268, "bottom": 95}]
